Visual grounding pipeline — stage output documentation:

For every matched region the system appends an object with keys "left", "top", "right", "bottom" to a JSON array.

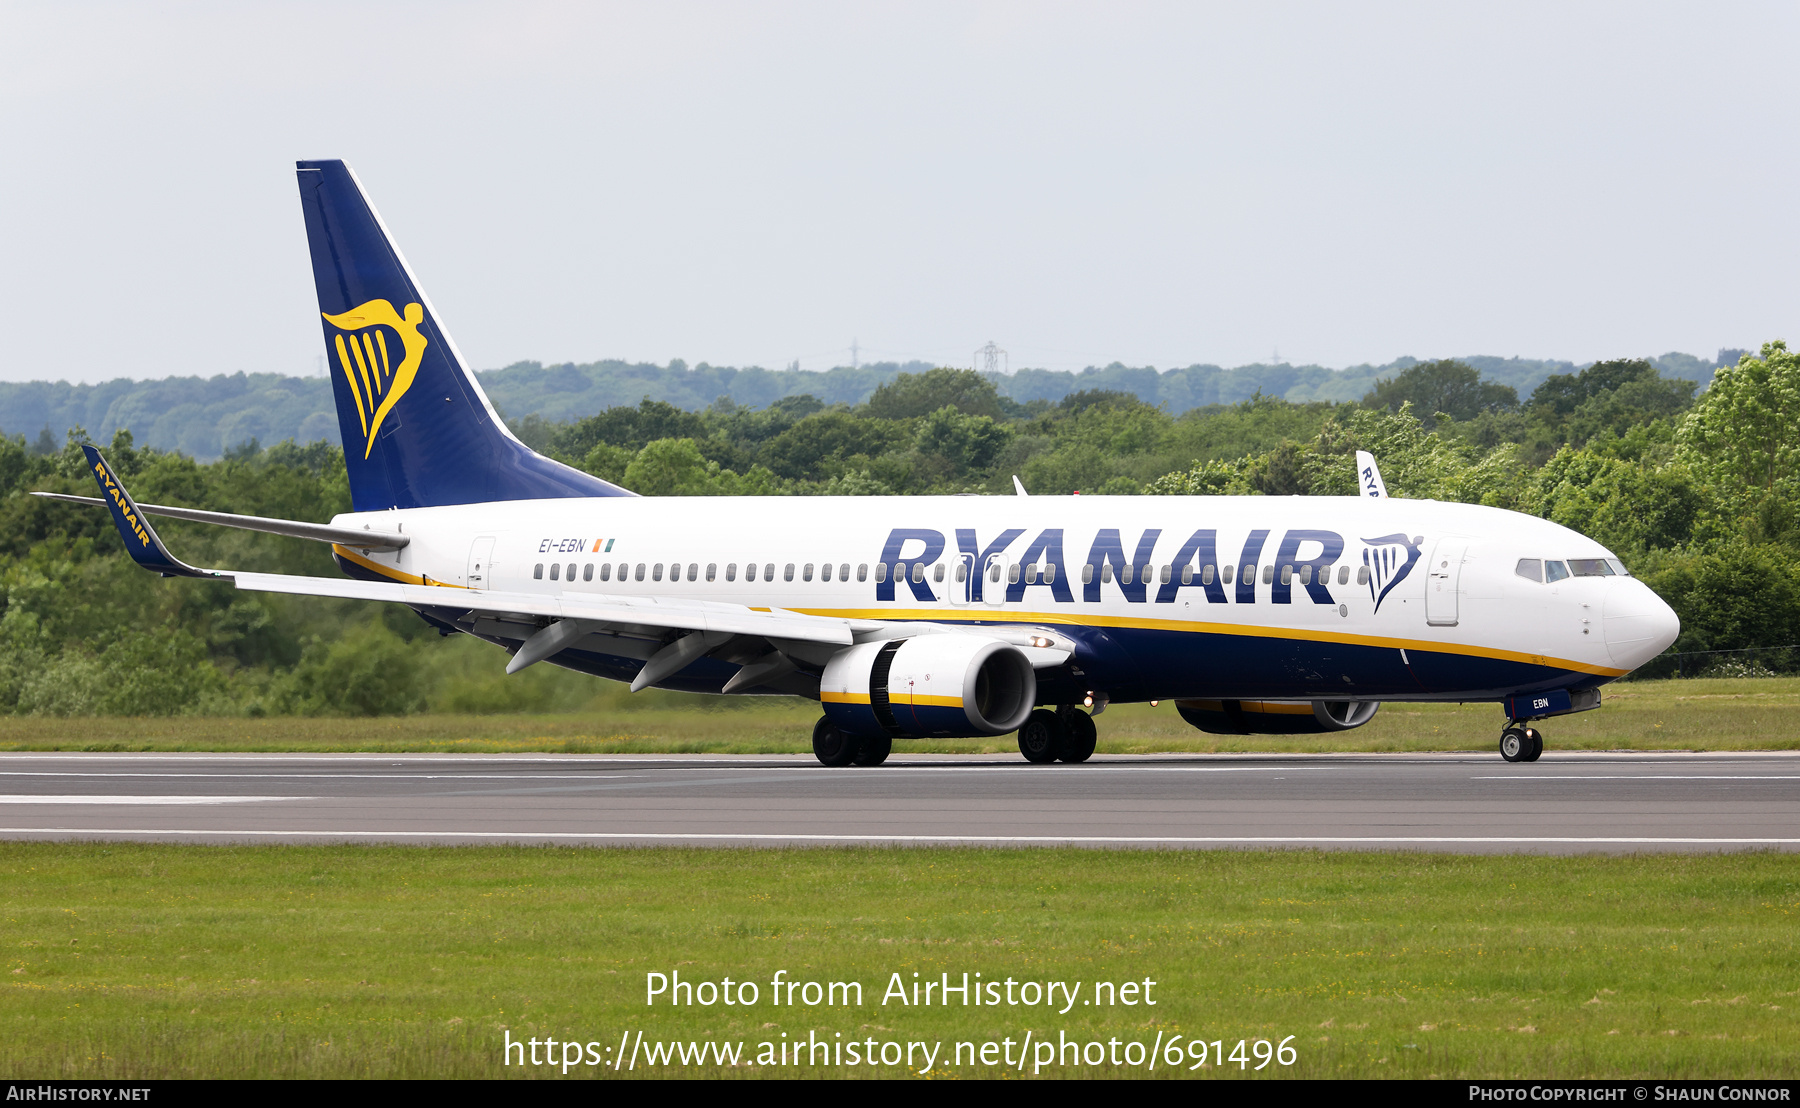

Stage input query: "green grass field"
[
  {"left": 1, "top": 676, "right": 1797, "bottom": 754},
  {"left": 3, "top": 844, "right": 1796, "bottom": 1079}
]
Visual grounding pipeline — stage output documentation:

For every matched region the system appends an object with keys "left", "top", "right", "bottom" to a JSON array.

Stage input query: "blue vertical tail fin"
[{"left": 296, "top": 160, "right": 632, "bottom": 509}]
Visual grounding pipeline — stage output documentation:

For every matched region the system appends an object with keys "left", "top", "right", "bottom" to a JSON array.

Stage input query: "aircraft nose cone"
[{"left": 1604, "top": 579, "right": 1680, "bottom": 670}]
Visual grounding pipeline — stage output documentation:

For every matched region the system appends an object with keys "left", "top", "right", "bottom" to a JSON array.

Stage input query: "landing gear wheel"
[
  {"left": 1500, "top": 726, "right": 1532, "bottom": 763},
  {"left": 812, "top": 716, "right": 858, "bottom": 767},
  {"left": 1059, "top": 708, "right": 1097, "bottom": 763},
  {"left": 1523, "top": 727, "right": 1543, "bottom": 762},
  {"left": 1017, "top": 709, "right": 1067, "bottom": 764},
  {"left": 853, "top": 733, "right": 892, "bottom": 766}
]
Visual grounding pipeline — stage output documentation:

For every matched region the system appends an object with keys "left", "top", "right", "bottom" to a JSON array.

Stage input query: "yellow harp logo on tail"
[{"left": 322, "top": 299, "right": 429, "bottom": 459}]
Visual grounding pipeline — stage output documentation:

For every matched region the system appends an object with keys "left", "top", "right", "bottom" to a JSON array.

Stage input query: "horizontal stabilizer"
[{"left": 33, "top": 492, "right": 408, "bottom": 551}]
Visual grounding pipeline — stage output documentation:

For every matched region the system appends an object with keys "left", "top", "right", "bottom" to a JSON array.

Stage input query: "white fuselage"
[{"left": 324, "top": 494, "right": 1679, "bottom": 704}]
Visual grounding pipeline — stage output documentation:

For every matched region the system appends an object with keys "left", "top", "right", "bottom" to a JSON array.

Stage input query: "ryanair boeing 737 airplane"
[{"left": 46, "top": 160, "right": 1681, "bottom": 766}]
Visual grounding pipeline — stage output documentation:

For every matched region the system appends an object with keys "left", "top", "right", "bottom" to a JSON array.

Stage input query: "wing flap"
[{"left": 228, "top": 572, "right": 855, "bottom": 645}]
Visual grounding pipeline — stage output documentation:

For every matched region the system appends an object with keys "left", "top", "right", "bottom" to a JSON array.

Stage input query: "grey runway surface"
[{"left": 1, "top": 751, "right": 1798, "bottom": 853}]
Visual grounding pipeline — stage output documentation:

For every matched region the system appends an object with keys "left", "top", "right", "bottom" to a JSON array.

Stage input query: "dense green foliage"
[
  {"left": 2, "top": 350, "right": 1739, "bottom": 460},
  {"left": 0, "top": 343, "right": 1794, "bottom": 716}
]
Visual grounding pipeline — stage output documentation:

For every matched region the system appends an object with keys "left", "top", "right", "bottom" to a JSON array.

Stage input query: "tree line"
[
  {"left": 0, "top": 348, "right": 1741, "bottom": 461},
  {"left": 0, "top": 343, "right": 1793, "bottom": 716}
]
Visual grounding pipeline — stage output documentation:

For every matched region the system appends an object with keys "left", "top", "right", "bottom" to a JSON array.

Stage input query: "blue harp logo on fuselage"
[
  {"left": 322, "top": 299, "right": 429, "bottom": 459},
  {"left": 1361, "top": 533, "right": 1424, "bottom": 613}
]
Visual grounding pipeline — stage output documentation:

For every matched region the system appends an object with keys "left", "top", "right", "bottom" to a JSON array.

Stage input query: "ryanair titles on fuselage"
[{"left": 873, "top": 526, "right": 1423, "bottom": 610}]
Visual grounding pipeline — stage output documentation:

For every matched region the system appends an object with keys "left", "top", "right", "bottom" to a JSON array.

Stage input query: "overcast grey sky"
[{"left": 0, "top": 1, "right": 1794, "bottom": 384}]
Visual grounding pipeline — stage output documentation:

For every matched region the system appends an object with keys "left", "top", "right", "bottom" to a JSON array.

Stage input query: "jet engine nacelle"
[
  {"left": 821, "top": 635, "right": 1037, "bottom": 738},
  {"left": 1175, "top": 698, "right": 1380, "bottom": 735}
]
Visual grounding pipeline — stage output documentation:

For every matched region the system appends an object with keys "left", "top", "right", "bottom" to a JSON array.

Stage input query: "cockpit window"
[
  {"left": 1544, "top": 560, "right": 1570, "bottom": 583},
  {"left": 1607, "top": 558, "right": 1630, "bottom": 577},
  {"left": 1568, "top": 558, "right": 1615, "bottom": 577},
  {"left": 1515, "top": 558, "right": 1543, "bottom": 583}
]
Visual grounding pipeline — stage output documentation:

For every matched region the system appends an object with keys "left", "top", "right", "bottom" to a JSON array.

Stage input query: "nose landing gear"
[{"left": 1500, "top": 725, "right": 1543, "bottom": 763}]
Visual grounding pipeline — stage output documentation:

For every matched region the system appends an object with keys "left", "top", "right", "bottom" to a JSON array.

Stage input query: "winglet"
[
  {"left": 80, "top": 446, "right": 218, "bottom": 578},
  {"left": 1012, "top": 475, "right": 1029, "bottom": 497},
  {"left": 1354, "top": 450, "right": 1389, "bottom": 498}
]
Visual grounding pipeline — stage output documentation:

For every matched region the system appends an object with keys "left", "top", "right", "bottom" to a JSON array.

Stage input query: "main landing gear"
[
  {"left": 810, "top": 707, "right": 1098, "bottom": 767},
  {"left": 812, "top": 717, "right": 892, "bottom": 767},
  {"left": 1017, "top": 707, "right": 1098, "bottom": 765},
  {"left": 1500, "top": 724, "right": 1543, "bottom": 763}
]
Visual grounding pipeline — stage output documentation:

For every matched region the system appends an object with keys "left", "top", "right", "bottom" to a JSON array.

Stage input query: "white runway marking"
[
  {"left": 0, "top": 796, "right": 311, "bottom": 806},
  {"left": 2, "top": 828, "right": 1797, "bottom": 846},
  {"left": 0, "top": 767, "right": 1300, "bottom": 779},
  {"left": 0, "top": 773, "right": 640, "bottom": 781},
  {"left": 1471, "top": 776, "right": 1800, "bottom": 781}
]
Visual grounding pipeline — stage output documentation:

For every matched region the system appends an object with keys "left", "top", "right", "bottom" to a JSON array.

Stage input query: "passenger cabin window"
[
  {"left": 706, "top": 563, "right": 716, "bottom": 582},
  {"left": 550, "top": 564, "right": 561, "bottom": 581},
  {"left": 583, "top": 564, "right": 593, "bottom": 582},
  {"left": 933, "top": 564, "right": 945, "bottom": 583},
  {"left": 840, "top": 563, "right": 851, "bottom": 581},
  {"left": 1201, "top": 564, "right": 1215, "bottom": 585},
  {"left": 1007, "top": 563, "right": 1021, "bottom": 584},
  {"left": 764, "top": 563, "right": 775, "bottom": 581},
  {"left": 726, "top": 563, "right": 737, "bottom": 581},
  {"left": 534, "top": 563, "right": 544, "bottom": 580},
  {"left": 1081, "top": 565, "right": 1094, "bottom": 584},
  {"left": 600, "top": 563, "right": 612, "bottom": 582},
  {"left": 821, "top": 563, "right": 832, "bottom": 582},
  {"left": 1222, "top": 564, "right": 1234, "bottom": 585},
  {"left": 1515, "top": 558, "right": 1543, "bottom": 583},
  {"left": 1179, "top": 565, "right": 1192, "bottom": 585},
  {"left": 874, "top": 563, "right": 887, "bottom": 582},
  {"left": 1355, "top": 566, "right": 1369, "bottom": 585},
  {"left": 1279, "top": 565, "right": 1292, "bottom": 585},
  {"left": 1300, "top": 565, "right": 1312, "bottom": 585},
  {"left": 688, "top": 563, "right": 699, "bottom": 581},
  {"left": 912, "top": 564, "right": 925, "bottom": 584},
  {"left": 1024, "top": 564, "right": 1038, "bottom": 584},
  {"left": 803, "top": 563, "right": 814, "bottom": 582},
  {"left": 1262, "top": 565, "right": 1275, "bottom": 585},
  {"left": 784, "top": 563, "right": 796, "bottom": 582},
  {"left": 1545, "top": 560, "right": 1570, "bottom": 583},
  {"left": 1337, "top": 565, "right": 1349, "bottom": 585},
  {"left": 858, "top": 564, "right": 868, "bottom": 582}
]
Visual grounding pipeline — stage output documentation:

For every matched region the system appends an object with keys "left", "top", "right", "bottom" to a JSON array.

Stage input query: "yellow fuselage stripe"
[
  {"left": 333, "top": 545, "right": 470, "bottom": 589},
  {"left": 799, "top": 605, "right": 1626, "bottom": 677},
  {"left": 324, "top": 558, "right": 1622, "bottom": 678}
]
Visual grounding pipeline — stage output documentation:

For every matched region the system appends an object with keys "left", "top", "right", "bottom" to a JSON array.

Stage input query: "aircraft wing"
[
  {"left": 64, "top": 446, "right": 1076, "bottom": 688},
  {"left": 230, "top": 570, "right": 858, "bottom": 645},
  {"left": 33, "top": 491, "right": 409, "bottom": 550}
]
